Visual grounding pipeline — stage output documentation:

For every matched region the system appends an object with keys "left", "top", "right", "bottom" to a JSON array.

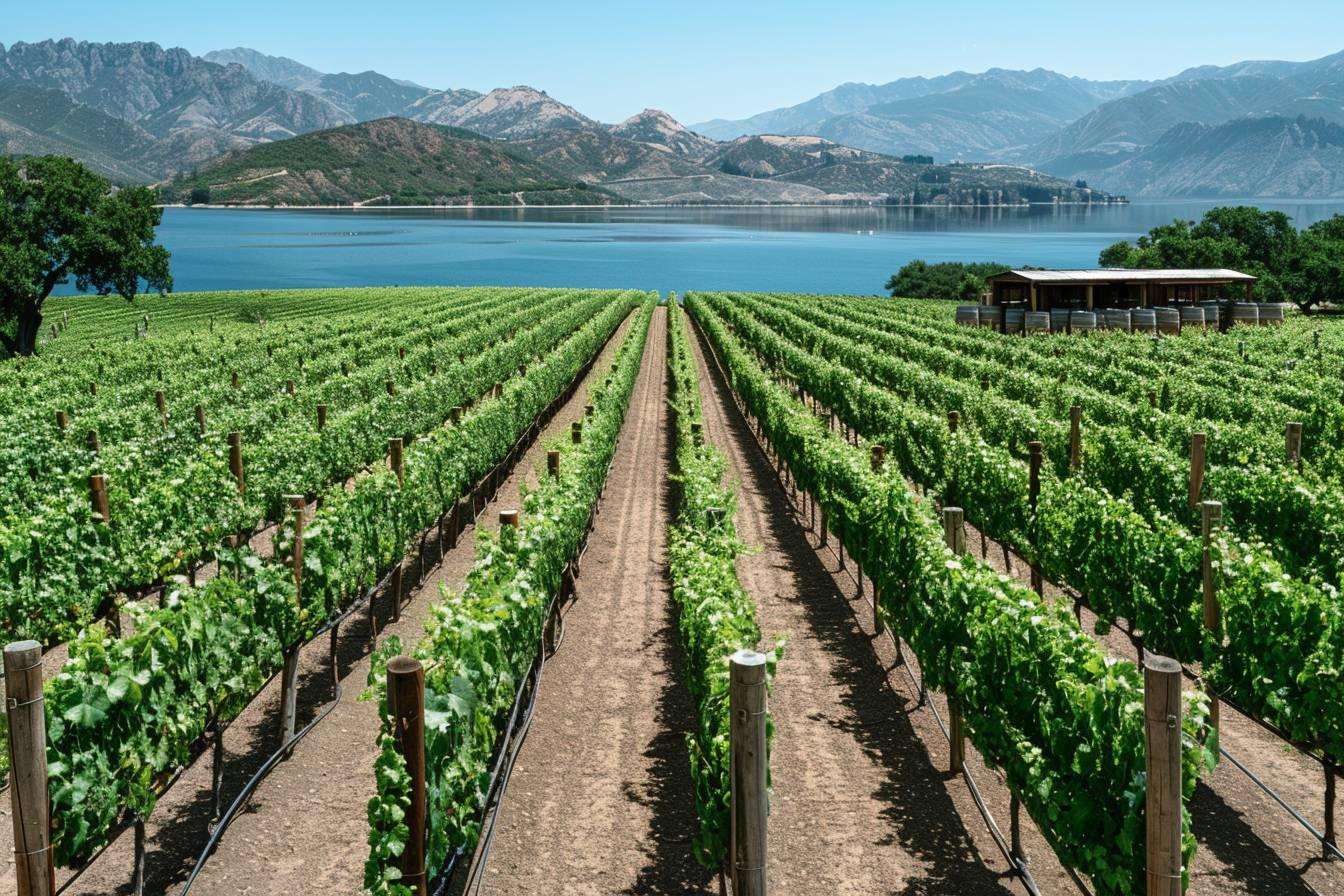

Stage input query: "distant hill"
[
  {"left": 0, "top": 39, "right": 348, "bottom": 142},
  {"left": 1029, "top": 50, "right": 1344, "bottom": 194},
  {"left": 705, "top": 134, "right": 1104, "bottom": 203},
  {"left": 160, "top": 117, "right": 612, "bottom": 206},
  {"left": 420, "top": 86, "right": 598, "bottom": 139},
  {"left": 0, "top": 82, "right": 157, "bottom": 181},
  {"left": 692, "top": 68, "right": 1151, "bottom": 156},
  {"left": 609, "top": 109, "right": 717, "bottom": 158},
  {"left": 1072, "top": 116, "right": 1344, "bottom": 197},
  {"left": 203, "top": 47, "right": 324, "bottom": 90},
  {"left": 166, "top": 116, "right": 1115, "bottom": 207}
]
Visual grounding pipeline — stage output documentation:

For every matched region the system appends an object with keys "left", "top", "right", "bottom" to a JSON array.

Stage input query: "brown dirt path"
[
  {"left": 480, "top": 305, "right": 713, "bottom": 896},
  {"left": 685, "top": 310, "right": 1020, "bottom": 895},
  {"left": 37, "top": 313, "right": 636, "bottom": 896}
]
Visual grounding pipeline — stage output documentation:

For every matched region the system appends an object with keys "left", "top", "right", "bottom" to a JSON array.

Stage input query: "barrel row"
[{"left": 956, "top": 302, "right": 1287, "bottom": 334}]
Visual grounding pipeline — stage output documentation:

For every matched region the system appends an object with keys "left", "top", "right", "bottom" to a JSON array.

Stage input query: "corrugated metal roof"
[{"left": 992, "top": 268, "right": 1255, "bottom": 283}]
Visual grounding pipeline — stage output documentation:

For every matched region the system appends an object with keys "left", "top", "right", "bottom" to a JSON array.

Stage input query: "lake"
[{"left": 119, "top": 200, "right": 1344, "bottom": 296}]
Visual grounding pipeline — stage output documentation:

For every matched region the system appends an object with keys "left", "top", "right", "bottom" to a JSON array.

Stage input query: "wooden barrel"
[
  {"left": 1002, "top": 308, "right": 1025, "bottom": 334},
  {"left": 1024, "top": 311, "right": 1051, "bottom": 334},
  {"left": 1155, "top": 307, "right": 1181, "bottom": 335},
  {"left": 1131, "top": 308, "right": 1157, "bottom": 334},
  {"left": 1049, "top": 309, "right": 1072, "bottom": 333},
  {"left": 1179, "top": 306, "right": 1206, "bottom": 330},
  {"left": 1231, "top": 303, "right": 1260, "bottom": 327},
  {"left": 1200, "top": 302, "right": 1222, "bottom": 327},
  {"left": 956, "top": 305, "right": 981, "bottom": 327},
  {"left": 1070, "top": 311, "right": 1097, "bottom": 334},
  {"left": 1257, "top": 303, "right": 1285, "bottom": 325},
  {"left": 1105, "top": 309, "right": 1132, "bottom": 333}
]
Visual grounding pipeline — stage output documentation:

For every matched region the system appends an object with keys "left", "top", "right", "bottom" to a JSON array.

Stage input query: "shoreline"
[{"left": 157, "top": 200, "right": 1130, "bottom": 211}]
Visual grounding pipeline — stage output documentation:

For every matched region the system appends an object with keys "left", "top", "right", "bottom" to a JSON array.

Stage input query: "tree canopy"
[
  {"left": 885, "top": 260, "right": 1005, "bottom": 301},
  {"left": 1098, "top": 206, "right": 1344, "bottom": 311},
  {"left": 1, "top": 155, "right": 171, "bottom": 356}
]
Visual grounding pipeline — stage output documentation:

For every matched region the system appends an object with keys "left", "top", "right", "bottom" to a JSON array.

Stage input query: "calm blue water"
[{"left": 113, "top": 200, "right": 1344, "bottom": 296}]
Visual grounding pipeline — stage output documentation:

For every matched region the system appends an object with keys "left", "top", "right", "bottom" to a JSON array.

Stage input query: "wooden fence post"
[
  {"left": 1144, "top": 653, "right": 1183, "bottom": 896},
  {"left": 1285, "top": 422, "right": 1304, "bottom": 471},
  {"left": 1189, "top": 433, "right": 1206, "bottom": 510},
  {"left": 547, "top": 450, "right": 560, "bottom": 478},
  {"left": 286, "top": 379, "right": 295, "bottom": 396},
  {"left": 228, "top": 432, "right": 245, "bottom": 497},
  {"left": 194, "top": 404, "right": 206, "bottom": 436},
  {"left": 155, "top": 390, "right": 168, "bottom": 429},
  {"left": 388, "top": 656, "right": 427, "bottom": 896},
  {"left": 585, "top": 404, "right": 595, "bottom": 418},
  {"left": 280, "top": 495, "right": 304, "bottom": 758},
  {"left": 730, "top": 649, "right": 768, "bottom": 896},
  {"left": 55, "top": 410, "right": 68, "bottom": 433},
  {"left": 500, "top": 510, "right": 519, "bottom": 529},
  {"left": 948, "top": 410, "right": 959, "bottom": 434},
  {"left": 317, "top": 404, "right": 328, "bottom": 431},
  {"left": 572, "top": 421, "right": 583, "bottom": 444},
  {"left": 389, "top": 438, "right": 404, "bottom": 485},
  {"left": 1028, "top": 441, "right": 1043, "bottom": 594},
  {"left": 943, "top": 507, "right": 966, "bottom": 774},
  {"left": 89, "top": 474, "right": 110, "bottom": 524},
  {"left": 1069, "top": 405, "right": 1082, "bottom": 470},
  {"left": 5, "top": 640, "right": 54, "bottom": 896},
  {"left": 1201, "top": 500, "right": 1223, "bottom": 730},
  {"left": 231, "top": 370, "right": 239, "bottom": 390},
  {"left": 87, "top": 429, "right": 101, "bottom": 456}
]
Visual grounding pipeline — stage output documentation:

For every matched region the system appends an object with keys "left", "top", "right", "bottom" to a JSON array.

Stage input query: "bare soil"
[{"left": 480, "top": 306, "right": 714, "bottom": 895}]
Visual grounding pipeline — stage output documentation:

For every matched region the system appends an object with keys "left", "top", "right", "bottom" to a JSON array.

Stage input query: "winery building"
[{"left": 985, "top": 268, "right": 1257, "bottom": 310}]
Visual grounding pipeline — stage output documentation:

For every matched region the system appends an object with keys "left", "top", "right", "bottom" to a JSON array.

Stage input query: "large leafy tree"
[
  {"left": 1099, "top": 206, "right": 1344, "bottom": 311},
  {"left": 0, "top": 156, "right": 171, "bottom": 356}
]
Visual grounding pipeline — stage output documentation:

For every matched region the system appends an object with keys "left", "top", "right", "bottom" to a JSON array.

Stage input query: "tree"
[
  {"left": 885, "top": 260, "right": 1006, "bottom": 300},
  {"left": 0, "top": 156, "right": 171, "bottom": 356},
  {"left": 1094, "top": 206, "right": 1344, "bottom": 310}
]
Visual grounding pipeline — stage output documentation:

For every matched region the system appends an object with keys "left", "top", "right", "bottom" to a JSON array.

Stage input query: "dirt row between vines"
[
  {"left": 34, "top": 311, "right": 638, "bottom": 896},
  {"left": 713, "top": 310, "right": 1343, "bottom": 894}
]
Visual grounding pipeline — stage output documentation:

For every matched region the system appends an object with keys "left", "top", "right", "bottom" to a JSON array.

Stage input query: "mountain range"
[
  {"left": 3, "top": 39, "right": 1341, "bottom": 198},
  {"left": 696, "top": 51, "right": 1344, "bottom": 197}
]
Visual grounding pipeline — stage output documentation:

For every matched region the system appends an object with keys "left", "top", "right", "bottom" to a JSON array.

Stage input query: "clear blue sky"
[{"left": 6, "top": 0, "right": 1342, "bottom": 124}]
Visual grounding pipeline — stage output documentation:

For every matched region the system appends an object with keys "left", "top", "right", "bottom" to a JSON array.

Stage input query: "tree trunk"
[{"left": 13, "top": 303, "right": 42, "bottom": 356}]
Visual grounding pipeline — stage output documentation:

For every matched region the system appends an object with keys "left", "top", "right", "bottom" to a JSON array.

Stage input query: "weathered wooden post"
[
  {"left": 386, "top": 380, "right": 396, "bottom": 397},
  {"left": 286, "top": 379, "right": 295, "bottom": 396},
  {"left": 388, "top": 656, "right": 428, "bottom": 896},
  {"left": 280, "top": 495, "right": 305, "bottom": 758},
  {"left": 730, "top": 649, "right": 768, "bottom": 896},
  {"left": 1189, "top": 433, "right": 1206, "bottom": 510},
  {"left": 948, "top": 410, "right": 959, "bottom": 434},
  {"left": 89, "top": 381, "right": 97, "bottom": 396},
  {"left": 389, "top": 438, "right": 404, "bottom": 485},
  {"left": 1028, "top": 441, "right": 1043, "bottom": 594},
  {"left": 87, "top": 429, "right": 102, "bottom": 456},
  {"left": 1285, "top": 421, "right": 1304, "bottom": 471},
  {"left": 195, "top": 404, "right": 207, "bottom": 435},
  {"left": 155, "top": 390, "right": 168, "bottom": 429},
  {"left": 1147, "top": 389, "right": 1158, "bottom": 409},
  {"left": 317, "top": 404, "right": 328, "bottom": 431},
  {"left": 1068, "top": 405, "right": 1082, "bottom": 470},
  {"left": 1144, "top": 653, "right": 1184, "bottom": 896},
  {"left": 572, "top": 421, "right": 583, "bottom": 444},
  {"left": 585, "top": 404, "right": 595, "bottom": 418},
  {"left": 943, "top": 507, "right": 966, "bottom": 774},
  {"left": 228, "top": 431, "right": 245, "bottom": 497},
  {"left": 6, "top": 640, "right": 54, "bottom": 896},
  {"left": 547, "top": 450, "right": 561, "bottom": 478},
  {"left": 89, "top": 473, "right": 111, "bottom": 524},
  {"left": 231, "top": 370, "right": 240, "bottom": 390},
  {"left": 500, "top": 510, "right": 519, "bottom": 529},
  {"left": 1200, "top": 500, "right": 1223, "bottom": 730}
]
